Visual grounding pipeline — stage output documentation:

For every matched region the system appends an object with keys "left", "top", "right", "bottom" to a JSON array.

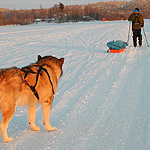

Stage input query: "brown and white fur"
[{"left": 0, "top": 55, "right": 64, "bottom": 142}]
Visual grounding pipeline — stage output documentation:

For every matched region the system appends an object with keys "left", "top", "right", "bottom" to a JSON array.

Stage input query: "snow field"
[{"left": 0, "top": 20, "right": 150, "bottom": 149}]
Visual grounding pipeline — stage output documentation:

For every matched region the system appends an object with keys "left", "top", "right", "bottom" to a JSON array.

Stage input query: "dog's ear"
[
  {"left": 38, "top": 55, "right": 42, "bottom": 61},
  {"left": 59, "top": 58, "right": 64, "bottom": 66}
]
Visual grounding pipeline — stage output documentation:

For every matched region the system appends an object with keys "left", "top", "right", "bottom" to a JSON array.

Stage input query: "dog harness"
[{"left": 21, "top": 65, "right": 54, "bottom": 100}]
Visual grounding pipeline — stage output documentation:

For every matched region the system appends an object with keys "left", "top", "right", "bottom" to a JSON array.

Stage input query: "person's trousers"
[{"left": 133, "top": 29, "right": 142, "bottom": 47}]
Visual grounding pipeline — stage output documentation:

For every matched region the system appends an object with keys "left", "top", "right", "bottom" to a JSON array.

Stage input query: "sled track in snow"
[{"left": 0, "top": 21, "right": 150, "bottom": 149}]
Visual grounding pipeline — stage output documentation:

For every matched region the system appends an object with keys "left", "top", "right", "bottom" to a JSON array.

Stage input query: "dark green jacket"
[{"left": 128, "top": 13, "right": 144, "bottom": 30}]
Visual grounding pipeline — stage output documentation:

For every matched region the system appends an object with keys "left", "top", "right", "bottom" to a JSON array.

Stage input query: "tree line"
[{"left": 0, "top": 0, "right": 150, "bottom": 26}]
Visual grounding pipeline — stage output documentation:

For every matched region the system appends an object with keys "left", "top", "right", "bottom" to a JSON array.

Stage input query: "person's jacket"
[{"left": 128, "top": 13, "right": 144, "bottom": 30}]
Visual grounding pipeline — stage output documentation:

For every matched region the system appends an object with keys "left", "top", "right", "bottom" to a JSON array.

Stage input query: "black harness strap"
[
  {"left": 24, "top": 79, "right": 40, "bottom": 100},
  {"left": 40, "top": 67, "right": 55, "bottom": 94},
  {"left": 133, "top": 14, "right": 141, "bottom": 26},
  {"left": 21, "top": 65, "right": 54, "bottom": 100},
  {"left": 21, "top": 66, "right": 37, "bottom": 79}
]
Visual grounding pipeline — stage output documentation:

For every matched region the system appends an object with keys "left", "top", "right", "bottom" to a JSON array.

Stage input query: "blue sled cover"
[{"left": 107, "top": 40, "right": 128, "bottom": 50}]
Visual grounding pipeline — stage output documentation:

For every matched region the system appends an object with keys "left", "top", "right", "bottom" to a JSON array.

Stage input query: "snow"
[{"left": 0, "top": 20, "right": 150, "bottom": 149}]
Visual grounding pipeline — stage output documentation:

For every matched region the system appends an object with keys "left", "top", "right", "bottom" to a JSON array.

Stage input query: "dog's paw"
[
  {"left": 4, "top": 137, "right": 14, "bottom": 143},
  {"left": 30, "top": 126, "right": 40, "bottom": 131},
  {"left": 46, "top": 126, "right": 56, "bottom": 132}
]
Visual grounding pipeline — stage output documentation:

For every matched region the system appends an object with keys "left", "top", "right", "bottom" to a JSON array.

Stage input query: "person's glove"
[{"left": 140, "top": 22, "right": 144, "bottom": 27}]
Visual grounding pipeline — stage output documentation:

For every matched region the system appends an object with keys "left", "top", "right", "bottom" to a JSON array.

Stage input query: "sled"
[
  {"left": 107, "top": 40, "right": 128, "bottom": 53},
  {"left": 109, "top": 48, "right": 126, "bottom": 53}
]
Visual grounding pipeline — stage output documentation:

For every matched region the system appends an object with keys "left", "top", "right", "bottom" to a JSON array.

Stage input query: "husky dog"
[{"left": 0, "top": 55, "right": 64, "bottom": 142}]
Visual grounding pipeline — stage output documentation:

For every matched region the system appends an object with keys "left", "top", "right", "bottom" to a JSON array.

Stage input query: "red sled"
[
  {"left": 109, "top": 48, "right": 126, "bottom": 53},
  {"left": 107, "top": 40, "right": 128, "bottom": 53}
]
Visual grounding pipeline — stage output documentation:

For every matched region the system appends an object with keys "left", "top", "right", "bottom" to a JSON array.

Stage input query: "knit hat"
[
  {"left": 133, "top": 8, "right": 139, "bottom": 13},
  {"left": 135, "top": 8, "right": 139, "bottom": 11}
]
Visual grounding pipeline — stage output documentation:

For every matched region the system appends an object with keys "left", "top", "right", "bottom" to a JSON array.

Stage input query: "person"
[{"left": 128, "top": 8, "right": 144, "bottom": 47}]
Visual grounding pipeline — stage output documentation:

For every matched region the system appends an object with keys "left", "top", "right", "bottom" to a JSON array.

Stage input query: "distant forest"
[{"left": 0, "top": 0, "right": 150, "bottom": 26}]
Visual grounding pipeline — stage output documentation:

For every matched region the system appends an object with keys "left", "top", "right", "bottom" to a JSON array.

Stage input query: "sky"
[{"left": 1, "top": 0, "right": 107, "bottom": 10}]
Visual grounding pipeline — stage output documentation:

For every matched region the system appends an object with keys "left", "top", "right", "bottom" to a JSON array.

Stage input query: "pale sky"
[{"left": 1, "top": 0, "right": 109, "bottom": 10}]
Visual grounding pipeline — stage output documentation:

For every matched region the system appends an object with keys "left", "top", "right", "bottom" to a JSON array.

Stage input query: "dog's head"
[
  {"left": 38, "top": 55, "right": 64, "bottom": 67},
  {"left": 37, "top": 55, "right": 64, "bottom": 80}
]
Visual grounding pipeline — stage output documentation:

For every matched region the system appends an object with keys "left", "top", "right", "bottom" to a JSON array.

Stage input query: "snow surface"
[{"left": 0, "top": 20, "right": 150, "bottom": 150}]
